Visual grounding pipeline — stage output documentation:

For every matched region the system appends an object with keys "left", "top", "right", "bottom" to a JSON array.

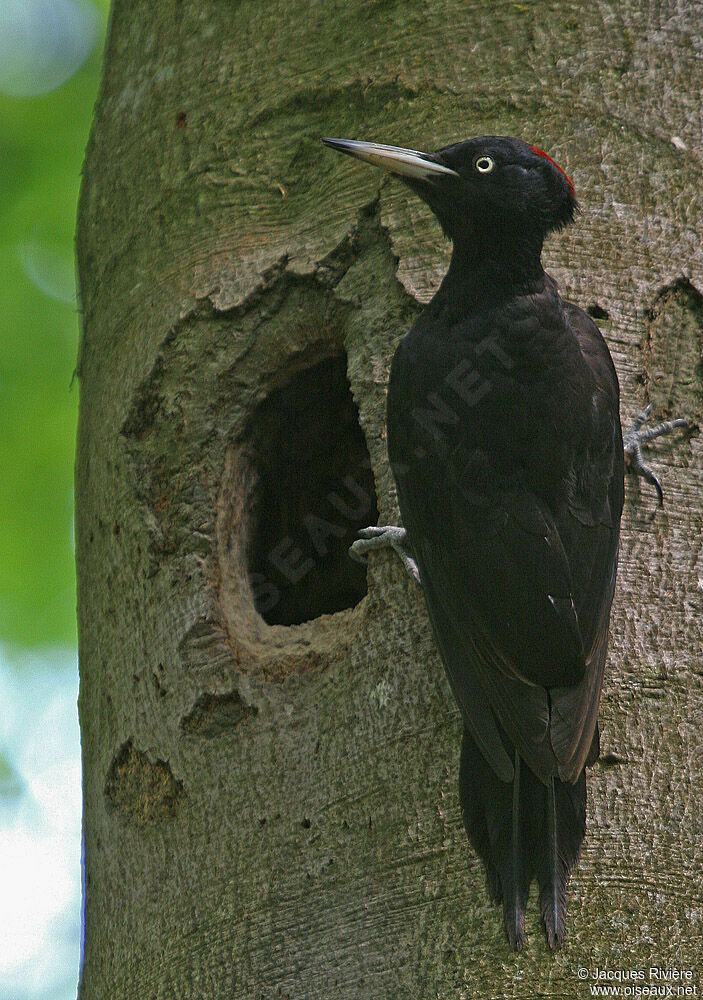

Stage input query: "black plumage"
[{"left": 323, "top": 135, "right": 624, "bottom": 949}]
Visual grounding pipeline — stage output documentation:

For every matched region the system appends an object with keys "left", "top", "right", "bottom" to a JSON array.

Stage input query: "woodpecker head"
[{"left": 322, "top": 135, "right": 577, "bottom": 254}]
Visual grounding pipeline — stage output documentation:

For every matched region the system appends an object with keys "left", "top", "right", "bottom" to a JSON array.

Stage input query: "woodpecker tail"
[{"left": 459, "top": 728, "right": 586, "bottom": 950}]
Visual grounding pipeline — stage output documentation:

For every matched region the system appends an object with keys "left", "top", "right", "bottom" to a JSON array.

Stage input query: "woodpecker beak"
[{"left": 322, "top": 138, "right": 459, "bottom": 183}]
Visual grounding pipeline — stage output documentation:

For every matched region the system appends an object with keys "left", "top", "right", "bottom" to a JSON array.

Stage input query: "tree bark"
[{"left": 75, "top": 1, "right": 703, "bottom": 995}]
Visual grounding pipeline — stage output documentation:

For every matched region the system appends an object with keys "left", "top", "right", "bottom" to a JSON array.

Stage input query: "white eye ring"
[{"left": 474, "top": 155, "right": 495, "bottom": 174}]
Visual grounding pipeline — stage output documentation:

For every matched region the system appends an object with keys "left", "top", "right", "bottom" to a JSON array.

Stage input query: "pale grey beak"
[{"left": 322, "top": 138, "right": 459, "bottom": 182}]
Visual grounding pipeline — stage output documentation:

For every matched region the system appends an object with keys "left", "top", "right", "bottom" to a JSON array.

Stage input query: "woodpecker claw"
[
  {"left": 349, "top": 525, "right": 421, "bottom": 583},
  {"left": 623, "top": 404, "right": 694, "bottom": 506}
]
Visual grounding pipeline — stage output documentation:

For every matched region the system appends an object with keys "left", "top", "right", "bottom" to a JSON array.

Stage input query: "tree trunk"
[{"left": 75, "top": 1, "right": 703, "bottom": 995}]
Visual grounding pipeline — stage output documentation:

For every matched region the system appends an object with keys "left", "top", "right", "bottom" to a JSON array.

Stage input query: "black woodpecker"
[{"left": 322, "top": 135, "right": 687, "bottom": 951}]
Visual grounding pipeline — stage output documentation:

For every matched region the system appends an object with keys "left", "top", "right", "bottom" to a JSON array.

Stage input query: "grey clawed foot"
[
  {"left": 623, "top": 404, "right": 693, "bottom": 506},
  {"left": 349, "top": 525, "right": 421, "bottom": 584}
]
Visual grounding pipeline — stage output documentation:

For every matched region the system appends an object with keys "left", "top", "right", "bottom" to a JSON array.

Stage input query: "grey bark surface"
[{"left": 75, "top": 1, "right": 703, "bottom": 996}]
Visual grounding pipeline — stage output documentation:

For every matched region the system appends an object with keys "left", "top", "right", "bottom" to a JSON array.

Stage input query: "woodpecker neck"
[{"left": 433, "top": 232, "right": 546, "bottom": 319}]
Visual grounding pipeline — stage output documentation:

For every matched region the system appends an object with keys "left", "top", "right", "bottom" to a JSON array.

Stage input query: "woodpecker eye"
[{"left": 474, "top": 155, "right": 495, "bottom": 174}]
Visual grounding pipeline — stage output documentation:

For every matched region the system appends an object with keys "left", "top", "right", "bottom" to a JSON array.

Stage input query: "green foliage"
[{"left": 0, "top": 2, "right": 109, "bottom": 646}]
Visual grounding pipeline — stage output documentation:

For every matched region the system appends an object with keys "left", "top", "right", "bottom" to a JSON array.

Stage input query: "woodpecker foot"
[
  {"left": 349, "top": 525, "right": 421, "bottom": 583},
  {"left": 623, "top": 404, "right": 693, "bottom": 506}
]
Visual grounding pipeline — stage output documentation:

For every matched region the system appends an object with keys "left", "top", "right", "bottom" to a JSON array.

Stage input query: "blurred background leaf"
[{"left": 0, "top": 0, "right": 109, "bottom": 647}]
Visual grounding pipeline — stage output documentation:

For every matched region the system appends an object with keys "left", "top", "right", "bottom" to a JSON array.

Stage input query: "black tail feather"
[
  {"left": 536, "top": 771, "right": 586, "bottom": 948},
  {"left": 460, "top": 729, "right": 587, "bottom": 950},
  {"left": 540, "top": 777, "right": 563, "bottom": 948},
  {"left": 506, "top": 752, "right": 523, "bottom": 949}
]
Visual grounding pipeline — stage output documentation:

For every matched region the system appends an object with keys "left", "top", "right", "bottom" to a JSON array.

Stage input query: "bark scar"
[
  {"left": 104, "top": 739, "right": 184, "bottom": 826},
  {"left": 180, "top": 690, "right": 258, "bottom": 737}
]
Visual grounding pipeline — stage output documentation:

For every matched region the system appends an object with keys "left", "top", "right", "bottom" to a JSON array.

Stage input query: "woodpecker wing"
[
  {"left": 388, "top": 303, "right": 623, "bottom": 785},
  {"left": 548, "top": 304, "right": 624, "bottom": 779}
]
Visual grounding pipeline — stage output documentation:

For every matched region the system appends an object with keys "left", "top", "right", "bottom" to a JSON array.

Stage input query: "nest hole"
[{"left": 247, "top": 354, "right": 378, "bottom": 626}]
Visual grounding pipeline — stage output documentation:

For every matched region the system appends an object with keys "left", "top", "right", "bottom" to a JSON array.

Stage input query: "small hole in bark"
[
  {"left": 598, "top": 752, "right": 623, "bottom": 768},
  {"left": 587, "top": 303, "right": 610, "bottom": 320},
  {"left": 246, "top": 353, "right": 378, "bottom": 625}
]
